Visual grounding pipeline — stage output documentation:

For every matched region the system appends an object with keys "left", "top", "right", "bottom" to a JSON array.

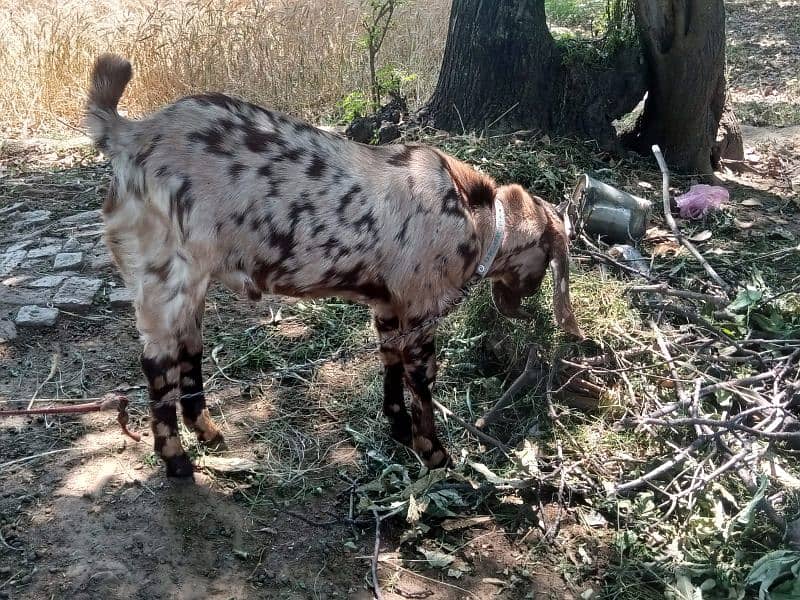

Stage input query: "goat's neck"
[
  {"left": 480, "top": 193, "right": 549, "bottom": 279},
  {"left": 478, "top": 195, "right": 525, "bottom": 278}
]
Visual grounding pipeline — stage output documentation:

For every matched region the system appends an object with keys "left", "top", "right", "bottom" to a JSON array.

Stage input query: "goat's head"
[{"left": 490, "top": 185, "right": 584, "bottom": 340}]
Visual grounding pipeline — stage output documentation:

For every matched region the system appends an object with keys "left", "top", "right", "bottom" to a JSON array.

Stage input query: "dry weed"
[{"left": 0, "top": 0, "right": 449, "bottom": 135}]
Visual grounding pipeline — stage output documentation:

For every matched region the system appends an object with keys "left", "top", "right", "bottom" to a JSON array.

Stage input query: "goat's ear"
[
  {"left": 436, "top": 150, "right": 496, "bottom": 208},
  {"left": 548, "top": 231, "right": 585, "bottom": 340}
]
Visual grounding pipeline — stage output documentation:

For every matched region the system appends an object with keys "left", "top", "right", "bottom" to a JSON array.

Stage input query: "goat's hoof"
[
  {"left": 165, "top": 454, "right": 195, "bottom": 479},
  {"left": 201, "top": 432, "right": 228, "bottom": 452}
]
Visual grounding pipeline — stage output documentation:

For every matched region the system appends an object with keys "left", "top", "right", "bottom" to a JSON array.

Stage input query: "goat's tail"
[
  {"left": 84, "top": 54, "right": 133, "bottom": 155},
  {"left": 548, "top": 227, "right": 585, "bottom": 340}
]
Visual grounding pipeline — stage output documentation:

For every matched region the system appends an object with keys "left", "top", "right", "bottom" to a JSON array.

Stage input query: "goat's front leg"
[
  {"left": 178, "top": 310, "right": 225, "bottom": 449},
  {"left": 402, "top": 328, "right": 452, "bottom": 469},
  {"left": 374, "top": 309, "right": 412, "bottom": 445}
]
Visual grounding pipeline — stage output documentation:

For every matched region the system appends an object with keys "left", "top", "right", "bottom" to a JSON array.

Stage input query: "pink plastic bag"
[{"left": 674, "top": 185, "right": 729, "bottom": 219}]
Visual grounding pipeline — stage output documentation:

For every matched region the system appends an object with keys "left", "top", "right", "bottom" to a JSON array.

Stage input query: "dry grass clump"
[{"left": 0, "top": 0, "right": 449, "bottom": 135}]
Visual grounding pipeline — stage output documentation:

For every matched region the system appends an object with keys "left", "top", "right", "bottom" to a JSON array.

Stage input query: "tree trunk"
[
  {"left": 420, "top": 0, "right": 560, "bottom": 133},
  {"left": 712, "top": 98, "right": 745, "bottom": 167},
  {"left": 625, "top": 0, "right": 728, "bottom": 174}
]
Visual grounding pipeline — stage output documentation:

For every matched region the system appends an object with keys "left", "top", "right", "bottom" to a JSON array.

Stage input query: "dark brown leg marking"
[
  {"left": 374, "top": 311, "right": 412, "bottom": 445},
  {"left": 141, "top": 355, "right": 193, "bottom": 478},
  {"left": 402, "top": 337, "right": 452, "bottom": 469},
  {"left": 178, "top": 347, "right": 225, "bottom": 449},
  {"left": 383, "top": 362, "right": 412, "bottom": 445}
]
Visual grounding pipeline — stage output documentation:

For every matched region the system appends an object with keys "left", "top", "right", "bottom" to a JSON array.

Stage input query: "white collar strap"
[{"left": 473, "top": 199, "right": 505, "bottom": 280}]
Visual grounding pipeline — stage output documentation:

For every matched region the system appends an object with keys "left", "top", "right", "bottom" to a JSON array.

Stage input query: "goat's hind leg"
[
  {"left": 401, "top": 324, "right": 452, "bottom": 469},
  {"left": 136, "top": 268, "right": 209, "bottom": 478},
  {"left": 178, "top": 306, "right": 225, "bottom": 449}
]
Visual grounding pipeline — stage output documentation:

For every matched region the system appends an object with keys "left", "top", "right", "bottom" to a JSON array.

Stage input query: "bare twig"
[
  {"left": 371, "top": 508, "right": 384, "bottom": 600},
  {"left": 0, "top": 393, "right": 140, "bottom": 442},
  {"left": 581, "top": 246, "right": 660, "bottom": 283},
  {"left": 433, "top": 399, "right": 509, "bottom": 453},
  {"left": 629, "top": 284, "right": 728, "bottom": 307},
  {"left": 615, "top": 437, "right": 708, "bottom": 493},
  {"left": 0, "top": 528, "right": 22, "bottom": 552},
  {"left": 651, "top": 145, "right": 731, "bottom": 294},
  {"left": 475, "top": 345, "right": 544, "bottom": 429},
  {"left": 28, "top": 350, "right": 60, "bottom": 409}
]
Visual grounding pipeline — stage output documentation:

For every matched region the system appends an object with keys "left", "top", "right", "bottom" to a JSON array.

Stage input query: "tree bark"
[
  {"left": 420, "top": 0, "right": 560, "bottom": 133},
  {"left": 624, "top": 0, "right": 728, "bottom": 174},
  {"left": 712, "top": 97, "right": 745, "bottom": 166}
]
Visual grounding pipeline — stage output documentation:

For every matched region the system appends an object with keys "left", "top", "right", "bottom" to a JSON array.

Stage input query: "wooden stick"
[
  {"left": 475, "top": 346, "right": 544, "bottom": 429},
  {"left": 651, "top": 145, "right": 731, "bottom": 294},
  {"left": 0, "top": 394, "right": 141, "bottom": 442},
  {"left": 628, "top": 284, "right": 728, "bottom": 307},
  {"left": 581, "top": 246, "right": 660, "bottom": 283}
]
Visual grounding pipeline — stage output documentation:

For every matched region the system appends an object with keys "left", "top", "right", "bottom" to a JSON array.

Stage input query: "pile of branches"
[
  {"left": 459, "top": 145, "right": 800, "bottom": 537},
  {"left": 561, "top": 146, "right": 799, "bottom": 531}
]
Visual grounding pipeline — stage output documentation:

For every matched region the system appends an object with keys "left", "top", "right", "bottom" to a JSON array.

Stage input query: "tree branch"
[{"left": 651, "top": 144, "right": 731, "bottom": 294}]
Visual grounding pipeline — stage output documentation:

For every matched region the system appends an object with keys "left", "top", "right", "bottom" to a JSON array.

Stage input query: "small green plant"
[
  {"left": 359, "top": 0, "right": 402, "bottom": 109},
  {"left": 375, "top": 64, "right": 418, "bottom": 98},
  {"left": 337, "top": 89, "right": 372, "bottom": 124}
]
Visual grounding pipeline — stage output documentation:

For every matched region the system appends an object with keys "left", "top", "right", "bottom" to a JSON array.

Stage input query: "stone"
[
  {"left": 7, "top": 239, "right": 35, "bottom": 252},
  {"left": 0, "top": 201, "right": 24, "bottom": 217},
  {"left": 378, "top": 122, "right": 400, "bottom": 144},
  {"left": 90, "top": 251, "right": 114, "bottom": 271},
  {"left": 62, "top": 237, "right": 81, "bottom": 252},
  {"left": 53, "top": 252, "right": 84, "bottom": 271},
  {"left": 12, "top": 210, "right": 51, "bottom": 229},
  {"left": 27, "top": 244, "right": 63, "bottom": 259},
  {"left": 28, "top": 275, "right": 67, "bottom": 288},
  {"left": 2, "top": 275, "right": 31, "bottom": 287},
  {"left": 59, "top": 209, "right": 101, "bottom": 225},
  {"left": 0, "top": 284, "right": 52, "bottom": 306},
  {"left": 108, "top": 287, "right": 134, "bottom": 307},
  {"left": 0, "top": 319, "right": 17, "bottom": 342},
  {"left": 0, "top": 250, "right": 27, "bottom": 276},
  {"left": 15, "top": 305, "right": 58, "bottom": 327},
  {"left": 52, "top": 277, "right": 102, "bottom": 312}
]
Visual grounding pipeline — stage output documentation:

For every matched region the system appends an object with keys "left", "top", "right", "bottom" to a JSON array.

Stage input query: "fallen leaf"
[
  {"left": 688, "top": 230, "right": 712, "bottom": 242},
  {"left": 741, "top": 198, "right": 763, "bottom": 207},
  {"left": 421, "top": 548, "right": 455, "bottom": 569},
  {"left": 734, "top": 218, "right": 754, "bottom": 229},
  {"left": 441, "top": 516, "right": 492, "bottom": 531},
  {"left": 200, "top": 456, "right": 260, "bottom": 473}
]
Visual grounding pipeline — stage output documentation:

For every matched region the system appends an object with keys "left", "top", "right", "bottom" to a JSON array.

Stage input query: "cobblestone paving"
[{"left": 0, "top": 205, "right": 129, "bottom": 341}]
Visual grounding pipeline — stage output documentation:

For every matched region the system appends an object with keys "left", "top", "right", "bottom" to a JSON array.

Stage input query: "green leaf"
[
  {"left": 745, "top": 550, "right": 800, "bottom": 600},
  {"left": 728, "top": 287, "right": 763, "bottom": 312},
  {"left": 420, "top": 548, "right": 455, "bottom": 570},
  {"left": 734, "top": 476, "right": 768, "bottom": 528},
  {"left": 772, "top": 577, "right": 800, "bottom": 600}
]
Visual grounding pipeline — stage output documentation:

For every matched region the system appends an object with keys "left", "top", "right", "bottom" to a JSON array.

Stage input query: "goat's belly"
[{"left": 214, "top": 269, "right": 388, "bottom": 307}]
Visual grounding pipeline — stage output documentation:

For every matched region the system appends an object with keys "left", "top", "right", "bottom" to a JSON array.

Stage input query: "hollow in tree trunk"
[
  {"left": 624, "top": 0, "right": 741, "bottom": 174},
  {"left": 420, "top": 0, "right": 560, "bottom": 133}
]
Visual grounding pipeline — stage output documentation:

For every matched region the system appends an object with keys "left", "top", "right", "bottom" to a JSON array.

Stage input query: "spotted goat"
[{"left": 85, "top": 54, "right": 584, "bottom": 478}]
